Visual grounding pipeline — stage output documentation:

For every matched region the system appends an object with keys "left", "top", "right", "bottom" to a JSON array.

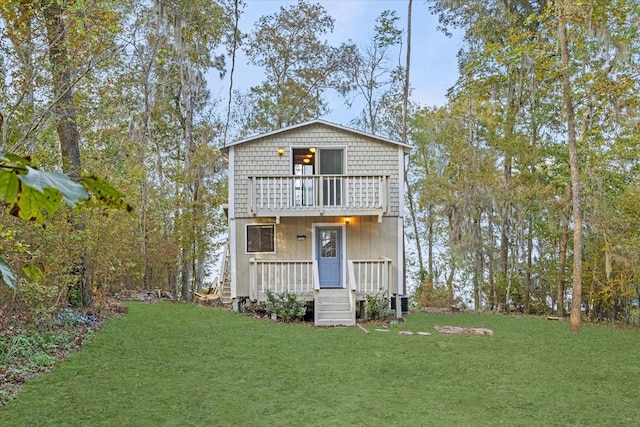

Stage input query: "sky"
[{"left": 211, "top": 0, "right": 463, "bottom": 128}]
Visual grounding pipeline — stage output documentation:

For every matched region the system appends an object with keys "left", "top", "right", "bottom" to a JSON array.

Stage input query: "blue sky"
[{"left": 212, "top": 0, "right": 462, "bottom": 126}]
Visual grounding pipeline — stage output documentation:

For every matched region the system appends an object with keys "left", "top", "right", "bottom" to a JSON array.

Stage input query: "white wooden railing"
[
  {"left": 248, "top": 175, "right": 388, "bottom": 215},
  {"left": 249, "top": 257, "right": 391, "bottom": 301},
  {"left": 249, "top": 259, "right": 317, "bottom": 300},
  {"left": 348, "top": 257, "right": 392, "bottom": 294}
]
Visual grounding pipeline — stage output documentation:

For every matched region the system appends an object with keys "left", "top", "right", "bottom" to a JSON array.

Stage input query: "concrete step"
[
  {"left": 314, "top": 288, "right": 354, "bottom": 326},
  {"left": 317, "top": 288, "right": 350, "bottom": 296},
  {"left": 316, "top": 310, "right": 353, "bottom": 321},
  {"left": 315, "top": 318, "right": 355, "bottom": 327},
  {"left": 316, "top": 302, "right": 351, "bottom": 311},
  {"left": 316, "top": 296, "right": 349, "bottom": 304}
]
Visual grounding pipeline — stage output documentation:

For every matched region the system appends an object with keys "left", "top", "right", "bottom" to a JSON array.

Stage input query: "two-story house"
[{"left": 220, "top": 119, "right": 411, "bottom": 326}]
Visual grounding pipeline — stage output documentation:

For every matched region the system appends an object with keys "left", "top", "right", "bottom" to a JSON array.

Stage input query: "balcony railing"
[{"left": 248, "top": 175, "right": 388, "bottom": 218}]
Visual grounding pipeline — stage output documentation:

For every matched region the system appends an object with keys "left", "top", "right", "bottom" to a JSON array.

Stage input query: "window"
[
  {"left": 291, "top": 147, "right": 345, "bottom": 207},
  {"left": 246, "top": 224, "right": 275, "bottom": 253},
  {"left": 319, "top": 149, "right": 343, "bottom": 175},
  {"left": 320, "top": 149, "right": 343, "bottom": 206},
  {"left": 293, "top": 148, "right": 315, "bottom": 207}
]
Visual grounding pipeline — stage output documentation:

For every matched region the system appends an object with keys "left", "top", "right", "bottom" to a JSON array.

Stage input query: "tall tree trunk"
[
  {"left": 180, "top": 63, "right": 195, "bottom": 302},
  {"left": 556, "top": 209, "right": 569, "bottom": 317},
  {"left": 473, "top": 210, "right": 483, "bottom": 310},
  {"left": 487, "top": 209, "right": 496, "bottom": 309},
  {"left": 427, "top": 205, "right": 434, "bottom": 279},
  {"left": 446, "top": 207, "right": 457, "bottom": 302},
  {"left": 42, "top": 0, "right": 91, "bottom": 307},
  {"left": 401, "top": 0, "right": 412, "bottom": 146},
  {"left": 524, "top": 217, "right": 533, "bottom": 314},
  {"left": 404, "top": 173, "right": 424, "bottom": 279},
  {"left": 401, "top": 0, "right": 418, "bottom": 298},
  {"left": 181, "top": 247, "right": 191, "bottom": 301},
  {"left": 140, "top": 54, "right": 154, "bottom": 289},
  {"left": 557, "top": 1, "right": 583, "bottom": 333}
]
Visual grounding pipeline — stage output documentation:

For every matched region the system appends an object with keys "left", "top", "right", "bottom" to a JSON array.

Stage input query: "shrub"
[
  {"left": 265, "top": 291, "right": 306, "bottom": 322},
  {"left": 413, "top": 278, "right": 456, "bottom": 309},
  {"left": 364, "top": 294, "right": 394, "bottom": 321}
]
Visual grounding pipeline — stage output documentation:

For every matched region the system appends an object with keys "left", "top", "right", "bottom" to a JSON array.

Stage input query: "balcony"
[{"left": 248, "top": 175, "right": 389, "bottom": 220}]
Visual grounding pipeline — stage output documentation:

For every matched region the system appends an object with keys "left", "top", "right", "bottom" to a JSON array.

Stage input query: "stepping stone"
[
  {"left": 417, "top": 331, "right": 432, "bottom": 336},
  {"left": 375, "top": 328, "right": 389, "bottom": 332},
  {"left": 399, "top": 330, "right": 414, "bottom": 335}
]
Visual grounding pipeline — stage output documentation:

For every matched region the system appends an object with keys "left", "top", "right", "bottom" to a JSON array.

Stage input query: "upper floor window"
[
  {"left": 292, "top": 147, "right": 344, "bottom": 175},
  {"left": 319, "top": 149, "right": 343, "bottom": 175},
  {"left": 292, "top": 147, "right": 344, "bottom": 207}
]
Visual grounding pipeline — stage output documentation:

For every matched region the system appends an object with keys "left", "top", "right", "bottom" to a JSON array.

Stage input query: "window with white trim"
[{"left": 246, "top": 224, "right": 275, "bottom": 253}]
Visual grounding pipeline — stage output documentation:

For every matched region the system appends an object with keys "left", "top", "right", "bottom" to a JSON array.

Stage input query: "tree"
[
  {"left": 418, "top": 0, "right": 639, "bottom": 320},
  {"left": 125, "top": 0, "right": 232, "bottom": 301},
  {"left": 1, "top": 0, "right": 129, "bottom": 307},
  {"left": 242, "top": 0, "right": 353, "bottom": 132},
  {"left": 556, "top": 0, "right": 583, "bottom": 332},
  {"left": 347, "top": 10, "right": 403, "bottom": 135},
  {"left": 0, "top": 151, "right": 130, "bottom": 290}
]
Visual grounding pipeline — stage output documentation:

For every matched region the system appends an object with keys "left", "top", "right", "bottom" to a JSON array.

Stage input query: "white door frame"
[{"left": 312, "top": 222, "right": 347, "bottom": 289}]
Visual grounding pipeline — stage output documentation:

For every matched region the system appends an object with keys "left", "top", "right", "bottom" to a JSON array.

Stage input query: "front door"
[{"left": 316, "top": 227, "right": 342, "bottom": 288}]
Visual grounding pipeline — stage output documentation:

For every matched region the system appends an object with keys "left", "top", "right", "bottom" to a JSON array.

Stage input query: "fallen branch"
[
  {"left": 356, "top": 324, "right": 370, "bottom": 334},
  {"left": 195, "top": 293, "right": 220, "bottom": 302}
]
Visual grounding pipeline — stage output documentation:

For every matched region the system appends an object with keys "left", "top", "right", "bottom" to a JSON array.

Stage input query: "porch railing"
[
  {"left": 248, "top": 175, "right": 388, "bottom": 215},
  {"left": 348, "top": 257, "right": 392, "bottom": 295},
  {"left": 249, "top": 259, "right": 317, "bottom": 300},
  {"left": 249, "top": 257, "right": 391, "bottom": 301}
]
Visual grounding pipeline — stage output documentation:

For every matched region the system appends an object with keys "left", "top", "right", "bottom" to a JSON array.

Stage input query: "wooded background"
[{"left": 0, "top": 0, "right": 638, "bottom": 328}]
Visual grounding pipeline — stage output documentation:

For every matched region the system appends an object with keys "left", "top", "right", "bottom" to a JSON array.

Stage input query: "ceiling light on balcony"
[
  {"left": 303, "top": 158, "right": 310, "bottom": 164},
  {"left": 309, "top": 147, "right": 316, "bottom": 153}
]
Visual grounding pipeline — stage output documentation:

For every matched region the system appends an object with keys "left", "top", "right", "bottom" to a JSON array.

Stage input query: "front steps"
[{"left": 314, "top": 288, "right": 355, "bottom": 326}]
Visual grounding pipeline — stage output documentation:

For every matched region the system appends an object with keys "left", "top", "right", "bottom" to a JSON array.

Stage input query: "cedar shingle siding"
[{"left": 232, "top": 123, "right": 402, "bottom": 218}]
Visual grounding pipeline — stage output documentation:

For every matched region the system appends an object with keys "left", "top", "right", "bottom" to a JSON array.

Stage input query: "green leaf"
[
  {"left": 22, "top": 264, "right": 44, "bottom": 281},
  {"left": 0, "top": 151, "right": 32, "bottom": 166},
  {"left": 19, "top": 166, "right": 88, "bottom": 208},
  {"left": 81, "top": 175, "right": 133, "bottom": 213},
  {"left": 0, "top": 168, "right": 20, "bottom": 204},
  {"left": 0, "top": 256, "right": 18, "bottom": 290},
  {"left": 13, "top": 185, "right": 62, "bottom": 222}
]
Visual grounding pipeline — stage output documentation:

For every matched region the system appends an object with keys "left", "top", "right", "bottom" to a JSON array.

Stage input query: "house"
[{"left": 219, "top": 119, "right": 411, "bottom": 326}]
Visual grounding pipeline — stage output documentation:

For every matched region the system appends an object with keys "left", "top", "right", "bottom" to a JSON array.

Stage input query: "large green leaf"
[
  {"left": 19, "top": 166, "right": 88, "bottom": 208},
  {"left": 0, "top": 168, "right": 20, "bottom": 204},
  {"left": 12, "top": 185, "right": 62, "bottom": 222},
  {"left": 0, "top": 256, "right": 18, "bottom": 291}
]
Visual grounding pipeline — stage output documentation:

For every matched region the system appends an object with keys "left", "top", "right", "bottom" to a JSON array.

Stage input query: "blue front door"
[{"left": 317, "top": 227, "right": 342, "bottom": 288}]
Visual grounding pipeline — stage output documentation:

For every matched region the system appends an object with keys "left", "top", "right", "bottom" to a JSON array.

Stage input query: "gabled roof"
[{"left": 221, "top": 119, "right": 412, "bottom": 153}]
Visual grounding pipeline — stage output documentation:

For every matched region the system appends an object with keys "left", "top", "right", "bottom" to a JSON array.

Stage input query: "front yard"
[{"left": 1, "top": 302, "right": 639, "bottom": 426}]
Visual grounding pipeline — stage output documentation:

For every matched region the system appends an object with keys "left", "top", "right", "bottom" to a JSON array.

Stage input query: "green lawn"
[{"left": 2, "top": 303, "right": 640, "bottom": 426}]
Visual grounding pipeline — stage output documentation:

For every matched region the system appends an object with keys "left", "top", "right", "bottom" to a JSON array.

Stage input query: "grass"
[{"left": 1, "top": 302, "right": 640, "bottom": 426}]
